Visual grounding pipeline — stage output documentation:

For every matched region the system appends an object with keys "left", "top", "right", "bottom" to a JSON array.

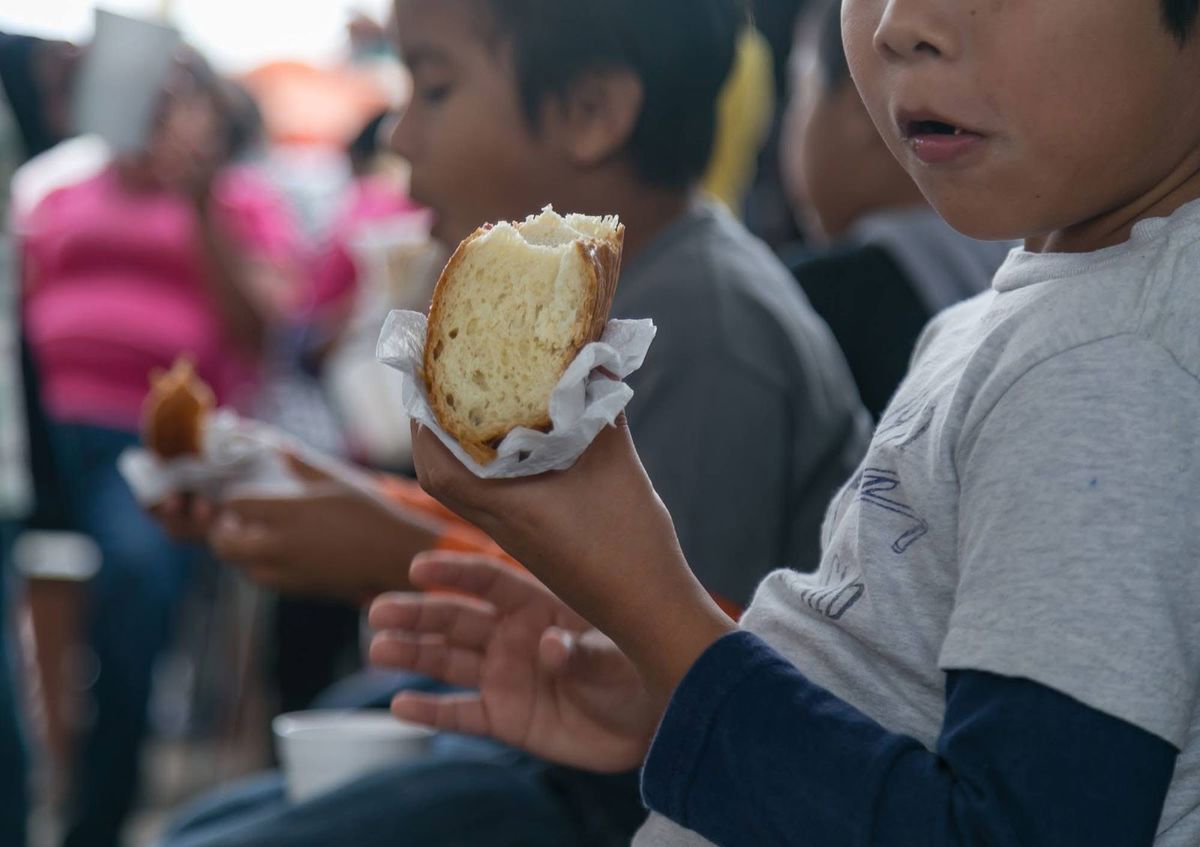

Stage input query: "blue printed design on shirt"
[{"left": 859, "top": 468, "right": 929, "bottom": 554}]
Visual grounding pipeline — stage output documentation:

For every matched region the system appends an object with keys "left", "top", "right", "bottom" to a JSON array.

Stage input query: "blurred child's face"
[
  {"left": 783, "top": 28, "right": 927, "bottom": 244},
  {"left": 844, "top": 0, "right": 1200, "bottom": 244},
  {"left": 783, "top": 39, "right": 898, "bottom": 242},
  {"left": 149, "top": 88, "right": 224, "bottom": 172},
  {"left": 780, "top": 42, "right": 830, "bottom": 239},
  {"left": 390, "top": 0, "right": 562, "bottom": 246},
  {"left": 125, "top": 70, "right": 226, "bottom": 190}
]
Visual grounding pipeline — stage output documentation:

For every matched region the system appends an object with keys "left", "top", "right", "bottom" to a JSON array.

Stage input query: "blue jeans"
[
  {"left": 161, "top": 672, "right": 646, "bottom": 847},
  {"left": 49, "top": 423, "right": 198, "bottom": 847},
  {"left": 0, "top": 521, "right": 29, "bottom": 846}
]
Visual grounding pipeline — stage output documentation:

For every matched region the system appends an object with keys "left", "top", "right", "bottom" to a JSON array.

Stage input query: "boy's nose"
[
  {"left": 872, "top": 0, "right": 959, "bottom": 63},
  {"left": 385, "top": 106, "right": 419, "bottom": 162}
]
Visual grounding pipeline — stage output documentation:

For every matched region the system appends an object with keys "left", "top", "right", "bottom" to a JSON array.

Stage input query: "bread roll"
[
  {"left": 423, "top": 206, "right": 624, "bottom": 464},
  {"left": 141, "top": 358, "right": 214, "bottom": 459}
]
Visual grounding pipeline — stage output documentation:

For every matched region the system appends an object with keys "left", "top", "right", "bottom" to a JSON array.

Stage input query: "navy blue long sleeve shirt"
[{"left": 642, "top": 631, "right": 1176, "bottom": 846}]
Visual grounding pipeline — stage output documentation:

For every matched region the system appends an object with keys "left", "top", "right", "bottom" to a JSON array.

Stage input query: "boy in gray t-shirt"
[{"left": 378, "top": 0, "right": 1200, "bottom": 844}]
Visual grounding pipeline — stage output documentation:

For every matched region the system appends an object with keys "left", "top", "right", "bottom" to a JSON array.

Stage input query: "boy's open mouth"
[
  {"left": 896, "top": 111, "right": 986, "bottom": 164},
  {"left": 905, "top": 119, "right": 967, "bottom": 137},
  {"left": 896, "top": 107, "right": 984, "bottom": 140}
]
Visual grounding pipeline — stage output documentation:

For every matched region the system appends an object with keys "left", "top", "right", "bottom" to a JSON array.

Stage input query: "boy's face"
[
  {"left": 844, "top": 0, "right": 1200, "bottom": 243},
  {"left": 390, "top": 0, "right": 561, "bottom": 246}
]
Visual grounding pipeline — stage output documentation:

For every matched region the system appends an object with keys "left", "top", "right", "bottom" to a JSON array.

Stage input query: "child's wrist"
[
  {"left": 622, "top": 590, "right": 736, "bottom": 706},
  {"left": 577, "top": 552, "right": 736, "bottom": 704},
  {"left": 553, "top": 496, "right": 735, "bottom": 697}
]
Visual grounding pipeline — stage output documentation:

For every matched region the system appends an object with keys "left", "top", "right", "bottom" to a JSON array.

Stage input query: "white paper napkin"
[{"left": 376, "top": 310, "right": 656, "bottom": 479}]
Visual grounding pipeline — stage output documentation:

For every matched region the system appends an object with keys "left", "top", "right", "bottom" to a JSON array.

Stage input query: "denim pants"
[{"left": 161, "top": 671, "right": 646, "bottom": 847}]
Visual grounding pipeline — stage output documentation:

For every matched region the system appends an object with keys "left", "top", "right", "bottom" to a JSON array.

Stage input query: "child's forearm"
[{"left": 501, "top": 484, "right": 737, "bottom": 707}]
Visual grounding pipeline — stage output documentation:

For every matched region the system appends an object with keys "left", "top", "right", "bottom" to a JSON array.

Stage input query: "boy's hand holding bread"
[{"left": 411, "top": 210, "right": 734, "bottom": 706}]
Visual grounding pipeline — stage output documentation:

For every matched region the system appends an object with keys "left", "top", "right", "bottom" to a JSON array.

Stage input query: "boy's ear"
[{"left": 545, "top": 69, "right": 644, "bottom": 169}]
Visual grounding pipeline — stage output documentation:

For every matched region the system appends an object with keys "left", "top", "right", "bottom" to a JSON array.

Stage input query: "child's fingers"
[
  {"left": 284, "top": 451, "right": 335, "bottom": 484},
  {"left": 391, "top": 691, "right": 489, "bottom": 737},
  {"left": 155, "top": 495, "right": 191, "bottom": 539},
  {"left": 538, "top": 626, "right": 630, "bottom": 686},
  {"left": 192, "top": 497, "right": 214, "bottom": 525},
  {"left": 408, "top": 553, "right": 550, "bottom": 612},
  {"left": 367, "top": 592, "right": 423, "bottom": 628},
  {"left": 369, "top": 631, "right": 483, "bottom": 689},
  {"left": 161, "top": 495, "right": 215, "bottom": 537},
  {"left": 210, "top": 514, "right": 278, "bottom": 565},
  {"left": 241, "top": 564, "right": 289, "bottom": 593},
  {"left": 538, "top": 627, "right": 575, "bottom": 674},
  {"left": 368, "top": 594, "right": 498, "bottom": 650},
  {"left": 158, "top": 492, "right": 183, "bottom": 517},
  {"left": 221, "top": 496, "right": 291, "bottom": 526},
  {"left": 411, "top": 423, "right": 486, "bottom": 512}
]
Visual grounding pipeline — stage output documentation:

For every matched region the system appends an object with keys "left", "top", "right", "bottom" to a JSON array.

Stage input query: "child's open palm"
[{"left": 368, "top": 553, "right": 659, "bottom": 773}]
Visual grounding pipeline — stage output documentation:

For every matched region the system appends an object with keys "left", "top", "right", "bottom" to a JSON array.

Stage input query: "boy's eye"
[{"left": 418, "top": 84, "right": 453, "bottom": 105}]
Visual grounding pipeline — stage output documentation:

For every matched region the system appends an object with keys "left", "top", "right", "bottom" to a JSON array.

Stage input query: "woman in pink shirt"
[{"left": 20, "top": 54, "right": 298, "bottom": 847}]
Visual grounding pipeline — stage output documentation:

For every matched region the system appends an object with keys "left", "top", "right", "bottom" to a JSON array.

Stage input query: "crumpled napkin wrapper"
[
  {"left": 118, "top": 410, "right": 307, "bottom": 507},
  {"left": 375, "top": 310, "right": 656, "bottom": 479}
]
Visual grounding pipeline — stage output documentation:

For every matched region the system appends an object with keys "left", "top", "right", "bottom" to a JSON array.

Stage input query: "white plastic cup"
[{"left": 273, "top": 710, "right": 437, "bottom": 803}]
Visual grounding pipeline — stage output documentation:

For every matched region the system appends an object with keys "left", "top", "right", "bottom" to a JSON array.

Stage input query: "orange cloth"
[{"left": 377, "top": 475, "right": 514, "bottom": 563}]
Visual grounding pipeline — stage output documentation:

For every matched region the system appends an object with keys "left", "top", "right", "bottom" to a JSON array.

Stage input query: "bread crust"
[
  {"left": 423, "top": 219, "right": 625, "bottom": 464},
  {"left": 141, "top": 359, "right": 215, "bottom": 459}
]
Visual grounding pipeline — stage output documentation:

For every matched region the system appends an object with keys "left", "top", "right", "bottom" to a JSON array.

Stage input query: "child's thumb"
[
  {"left": 538, "top": 627, "right": 580, "bottom": 676},
  {"left": 538, "top": 627, "right": 619, "bottom": 682}
]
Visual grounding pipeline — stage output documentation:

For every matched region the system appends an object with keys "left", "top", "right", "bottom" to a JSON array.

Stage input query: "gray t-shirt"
[
  {"left": 637, "top": 198, "right": 1200, "bottom": 845},
  {"left": 616, "top": 200, "right": 869, "bottom": 607}
]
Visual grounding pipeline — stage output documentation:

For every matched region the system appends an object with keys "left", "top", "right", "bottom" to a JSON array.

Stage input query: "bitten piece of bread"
[
  {"left": 141, "top": 358, "right": 215, "bottom": 459},
  {"left": 423, "top": 206, "right": 625, "bottom": 464}
]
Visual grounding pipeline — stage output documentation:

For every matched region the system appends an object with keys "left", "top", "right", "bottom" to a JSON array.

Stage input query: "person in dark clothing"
[{"left": 0, "top": 32, "right": 80, "bottom": 847}]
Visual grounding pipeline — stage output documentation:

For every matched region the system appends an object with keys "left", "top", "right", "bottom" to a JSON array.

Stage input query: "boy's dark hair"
[
  {"left": 174, "top": 50, "right": 261, "bottom": 162},
  {"left": 480, "top": 0, "right": 747, "bottom": 189},
  {"left": 222, "top": 80, "right": 264, "bottom": 161},
  {"left": 1163, "top": 0, "right": 1200, "bottom": 41}
]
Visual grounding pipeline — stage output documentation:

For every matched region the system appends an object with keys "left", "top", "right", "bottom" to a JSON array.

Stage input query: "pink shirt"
[{"left": 21, "top": 166, "right": 298, "bottom": 431}]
